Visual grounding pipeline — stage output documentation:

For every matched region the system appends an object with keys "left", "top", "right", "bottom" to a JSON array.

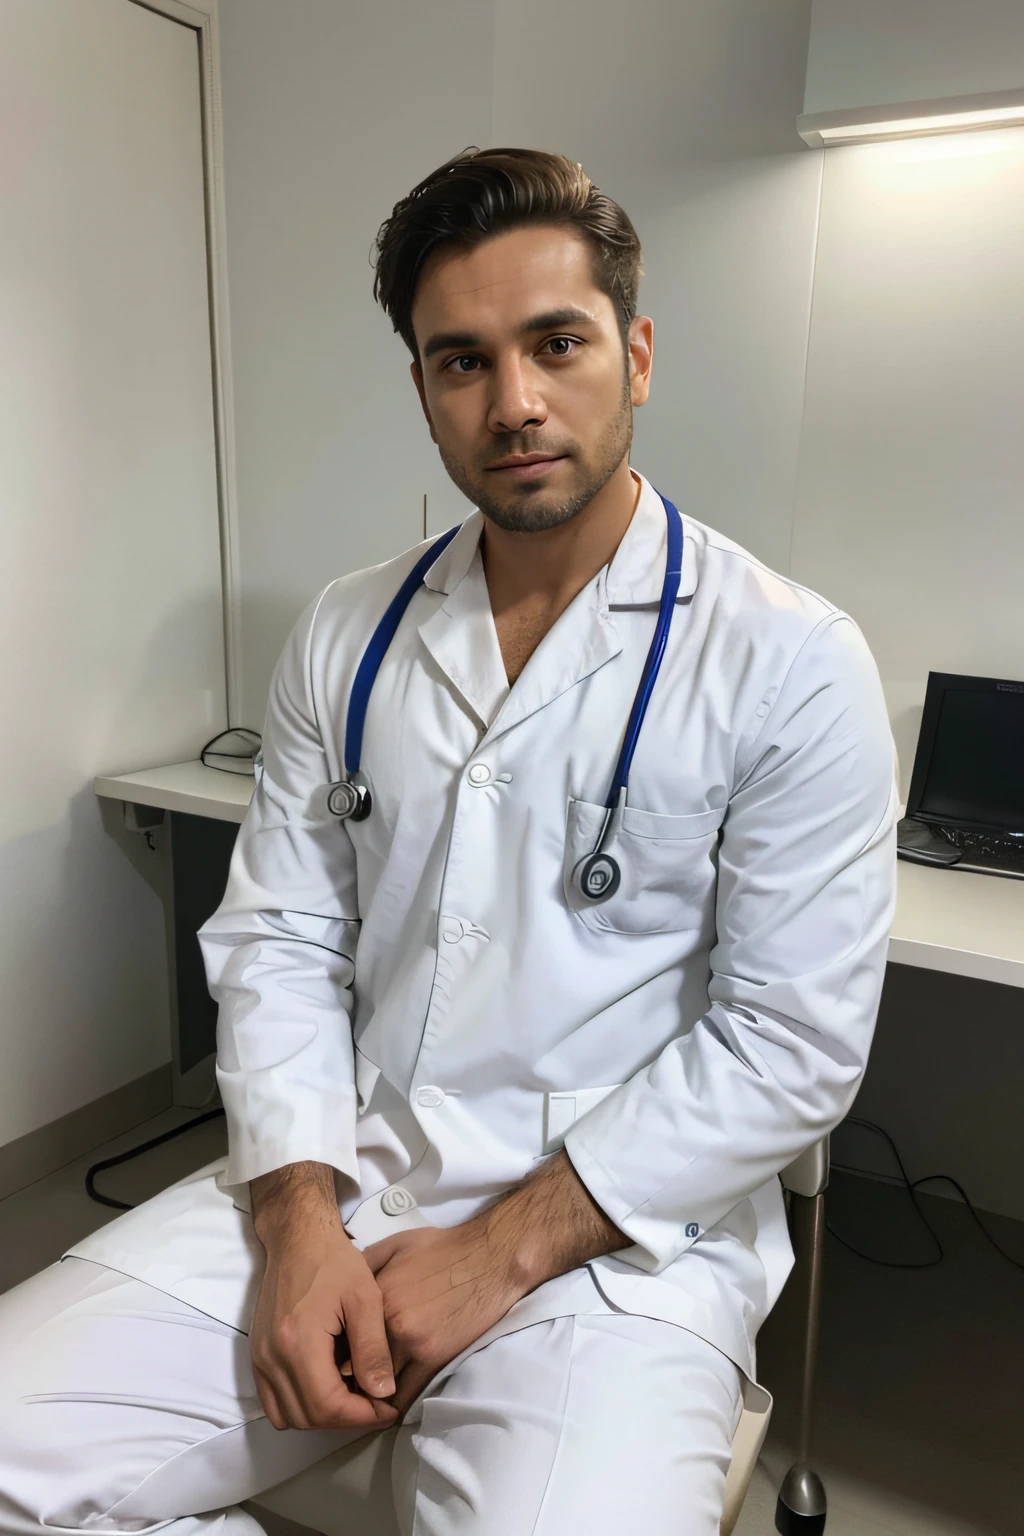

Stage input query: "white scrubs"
[{"left": 0, "top": 473, "right": 896, "bottom": 1532}]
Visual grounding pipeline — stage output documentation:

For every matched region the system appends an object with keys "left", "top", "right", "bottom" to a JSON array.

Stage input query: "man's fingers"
[
  {"left": 282, "top": 1330, "right": 395, "bottom": 1430},
  {"left": 343, "top": 1292, "right": 397, "bottom": 1398},
  {"left": 360, "top": 1234, "right": 405, "bottom": 1276},
  {"left": 252, "top": 1369, "right": 284, "bottom": 1430},
  {"left": 392, "top": 1358, "right": 437, "bottom": 1419},
  {"left": 254, "top": 1366, "right": 303, "bottom": 1432}
]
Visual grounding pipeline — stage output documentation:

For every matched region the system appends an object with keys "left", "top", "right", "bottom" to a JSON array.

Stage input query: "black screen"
[{"left": 918, "top": 686, "right": 1024, "bottom": 832}]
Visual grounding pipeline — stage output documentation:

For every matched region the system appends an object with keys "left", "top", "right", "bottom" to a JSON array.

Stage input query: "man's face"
[{"left": 410, "top": 225, "right": 653, "bottom": 532}]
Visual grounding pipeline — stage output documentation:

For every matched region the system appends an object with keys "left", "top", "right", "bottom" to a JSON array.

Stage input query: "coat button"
[
  {"left": 415, "top": 1085, "right": 446, "bottom": 1108},
  {"left": 468, "top": 763, "right": 491, "bottom": 785},
  {"left": 442, "top": 919, "right": 464, "bottom": 943},
  {"left": 380, "top": 1187, "right": 417, "bottom": 1217}
]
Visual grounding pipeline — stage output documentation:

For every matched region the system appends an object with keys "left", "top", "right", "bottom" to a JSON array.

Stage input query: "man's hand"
[
  {"left": 365, "top": 1149, "right": 628, "bottom": 1415},
  {"left": 363, "top": 1222, "right": 522, "bottom": 1415},
  {"left": 249, "top": 1162, "right": 399, "bottom": 1433}
]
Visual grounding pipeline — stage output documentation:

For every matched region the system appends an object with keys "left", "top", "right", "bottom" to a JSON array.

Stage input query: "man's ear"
[
  {"left": 410, "top": 360, "right": 438, "bottom": 444},
  {"left": 627, "top": 317, "right": 654, "bottom": 408}
]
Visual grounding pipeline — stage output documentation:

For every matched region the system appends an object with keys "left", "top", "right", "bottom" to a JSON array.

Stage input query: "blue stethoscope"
[{"left": 327, "top": 493, "right": 683, "bottom": 905}]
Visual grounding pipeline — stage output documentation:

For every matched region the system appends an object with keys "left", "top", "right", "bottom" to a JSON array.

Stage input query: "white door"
[{"left": 0, "top": 0, "right": 226, "bottom": 1156}]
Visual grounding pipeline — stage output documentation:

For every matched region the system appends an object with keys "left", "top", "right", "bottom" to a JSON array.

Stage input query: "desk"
[
  {"left": 96, "top": 762, "right": 251, "bottom": 1104},
  {"left": 890, "top": 858, "right": 1024, "bottom": 989},
  {"left": 94, "top": 760, "right": 252, "bottom": 825},
  {"left": 96, "top": 761, "right": 1024, "bottom": 1101}
]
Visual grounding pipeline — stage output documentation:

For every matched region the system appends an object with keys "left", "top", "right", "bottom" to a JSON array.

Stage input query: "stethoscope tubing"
[
  {"left": 601, "top": 494, "right": 683, "bottom": 812},
  {"left": 344, "top": 523, "right": 461, "bottom": 777}
]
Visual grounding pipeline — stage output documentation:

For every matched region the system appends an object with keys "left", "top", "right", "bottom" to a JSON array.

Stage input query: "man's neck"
[
  {"left": 482, "top": 460, "right": 640, "bottom": 618},
  {"left": 481, "top": 460, "right": 640, "bottom": 685}
]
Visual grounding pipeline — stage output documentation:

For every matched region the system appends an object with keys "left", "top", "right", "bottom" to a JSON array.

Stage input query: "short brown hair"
[{"left": 373, "top": 147, "right": 643, "bottom": 357}]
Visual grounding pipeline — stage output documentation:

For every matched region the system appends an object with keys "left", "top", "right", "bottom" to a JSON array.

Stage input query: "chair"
[
  {"left": 253, "top": 1140, "right": 829, "bottom": 1536},
  {"left": 774, "top": 1137, "right": 830, "bottom": 1536}
]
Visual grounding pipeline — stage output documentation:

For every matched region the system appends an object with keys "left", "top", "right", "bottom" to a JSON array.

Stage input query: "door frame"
[{"left": 130, "top": 0, "right": 243, "bottom": 726}]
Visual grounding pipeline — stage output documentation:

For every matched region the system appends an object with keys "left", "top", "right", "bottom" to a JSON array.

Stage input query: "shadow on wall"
[
  {"left": 92, "top": 589, "right": 228, "bottom": 776},
  {"left": 881, "top": 681, "right": 925, "bottom": 801},
  {"left": 0, "top": 587, "right": 227, "bottom": 1151},
  {"left": 240, "top": 591, "right": 328, "bottom": 730},
  {"left": 0, "top": 782, "right": 170, "bottom": 1146}
]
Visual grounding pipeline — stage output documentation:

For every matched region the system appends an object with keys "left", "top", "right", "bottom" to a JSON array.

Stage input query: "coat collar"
[
  {"left": 603, "top": 473, "right": 699, "bottom": 607},
  {"left": 415, "top": 470, "right": 696, "bottom": 737},
  {"left": 420, "top": 471, "right": 698, "bottom": 609}
]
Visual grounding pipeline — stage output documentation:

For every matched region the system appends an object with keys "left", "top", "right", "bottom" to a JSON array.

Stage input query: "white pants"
[{"left": 0, "top": 1257, "right": 741, "bottom": 1536}]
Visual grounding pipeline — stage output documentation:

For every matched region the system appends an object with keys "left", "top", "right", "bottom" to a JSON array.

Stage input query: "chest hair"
[{"left": 494, "top": 605, "right": 562, "bottom": 685}]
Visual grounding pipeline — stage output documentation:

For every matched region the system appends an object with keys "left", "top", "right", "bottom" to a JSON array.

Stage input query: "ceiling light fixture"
[{"left": 798, "top": 87, "right": 1024, "bottom": 148}]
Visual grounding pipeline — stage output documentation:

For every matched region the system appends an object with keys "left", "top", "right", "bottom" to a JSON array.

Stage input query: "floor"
[{"left": 0, "top": 1112, "right": 1021, "bottom": 1536}]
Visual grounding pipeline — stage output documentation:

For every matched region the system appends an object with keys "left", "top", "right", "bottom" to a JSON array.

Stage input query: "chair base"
[{"left": 775, "top": 1464, "right": 826, "bottom": 1535}]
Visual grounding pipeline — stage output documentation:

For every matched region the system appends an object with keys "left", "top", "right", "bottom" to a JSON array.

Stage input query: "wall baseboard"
[{"left": 0, "top": 1064, "right": 173, "bottom": 1203}]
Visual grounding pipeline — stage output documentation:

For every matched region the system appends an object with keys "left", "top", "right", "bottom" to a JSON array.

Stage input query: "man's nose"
[{"left": 486, "top": 357, "right": 548, "bottom": 435}]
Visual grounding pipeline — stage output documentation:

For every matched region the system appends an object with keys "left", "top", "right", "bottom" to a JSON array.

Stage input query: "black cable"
[
  {"left": 200, "top": 728, "right": 261, "bottom": 773},
  {"left": 909, "top": 1173, "right": 1024, "bottom": 1273},
  {"left": 827, "top": 1117, "right": 1024, "bottom": 1273},
  {"left": 828, "top": 1118, "right": 943, "bottom": 1269},
  {"left": 85, "top": 1109, "right": 225, "bottom": 1211}
]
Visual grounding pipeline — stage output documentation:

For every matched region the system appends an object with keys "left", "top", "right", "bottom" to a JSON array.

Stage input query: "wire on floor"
[
  {"left": 85, "top": 1110, "right": 226, "bottom": 1211},
  {"left": 828, "top": 1117, "right": 1024, "bottom": 1273}
]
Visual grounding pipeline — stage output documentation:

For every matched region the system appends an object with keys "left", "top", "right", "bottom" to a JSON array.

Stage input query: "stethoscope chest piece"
[
  {"left": 327, "top": 781, "right": 372, "bottom": 822},
  {"left": 572, "top": 850, "right": 622, "bottom": 904}
]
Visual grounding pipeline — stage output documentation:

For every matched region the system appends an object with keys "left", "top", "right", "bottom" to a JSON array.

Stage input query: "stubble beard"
[{"left": 437, "top": 379, "right": 633, "bottom": 534}]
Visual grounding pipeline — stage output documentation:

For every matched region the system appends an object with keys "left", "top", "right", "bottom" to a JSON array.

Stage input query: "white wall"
[
  {"left": 490, "top": 0, "right": 819, "bottom": 577},
  {"left": 791, "top": 125, "right": 1024, "bottom": 783},
  {"left": 217, "top": 0, "right": 494, "bottom": 724},
  {"left": 0, "top": 0, "right": 226, "bottom": 1150},
  {"left": 218, "top": 0, "right": 818, "bottom": 720},
  {"left": 805, "top": 0, "right": 1024, "bottom": 113}
]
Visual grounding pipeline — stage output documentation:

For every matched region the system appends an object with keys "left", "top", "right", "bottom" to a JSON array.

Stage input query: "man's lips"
[{"left": 485, "top": 454, "right": 565, "bottom": 480}]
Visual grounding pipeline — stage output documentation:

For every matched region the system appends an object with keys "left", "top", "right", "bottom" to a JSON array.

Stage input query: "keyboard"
[
  {"left": 942, "top": 827, "right": 1024, "bottom": 881},
  {"left": 897, "top": 818, "right": 1024, "bottom": 880}
]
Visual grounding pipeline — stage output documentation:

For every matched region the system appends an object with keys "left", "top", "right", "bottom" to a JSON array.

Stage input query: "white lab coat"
[{"left": 70, "top": 472, "right": 897, "bottom": 1387}]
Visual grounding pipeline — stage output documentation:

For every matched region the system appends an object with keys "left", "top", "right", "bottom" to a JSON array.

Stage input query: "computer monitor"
[{"left": 906, "top": 672, "right": 1024, "bottom": 836}]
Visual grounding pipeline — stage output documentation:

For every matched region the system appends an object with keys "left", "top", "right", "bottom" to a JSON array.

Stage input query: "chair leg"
[{"left": 775, "top": 1189, "right": 827, "bottom": 1536}]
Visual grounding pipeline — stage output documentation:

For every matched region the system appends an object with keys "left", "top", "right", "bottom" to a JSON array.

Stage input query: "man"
[{"left": 0, "top": 148, "right": 897, "bottom": 1535}]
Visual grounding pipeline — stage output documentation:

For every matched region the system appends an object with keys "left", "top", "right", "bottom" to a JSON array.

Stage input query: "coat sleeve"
[
  {"left": 198, "top": 587, "right": 361, "bottom": 1205},
  {"left": 564, "top": 612, "right": 898, "bottom": 1273}
]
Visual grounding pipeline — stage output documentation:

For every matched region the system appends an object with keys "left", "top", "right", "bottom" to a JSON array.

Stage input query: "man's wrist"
[
  {"left": 480, "top": 1149, "right": 629, "bottom": 1298},
  {"left": 250, "top": 1161, "right": 343, "bottom": 1250}
]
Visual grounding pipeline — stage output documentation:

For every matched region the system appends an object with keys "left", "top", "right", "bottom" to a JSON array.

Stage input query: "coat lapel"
[
  {"left": 482, "top": 475, "right": 695, "bottom": 742},
  {"left": 417, "top": 517, "right": 509, "bottom": 731},
  {"left": 481, "top": 576, "right": 623, "bottom": 745}
]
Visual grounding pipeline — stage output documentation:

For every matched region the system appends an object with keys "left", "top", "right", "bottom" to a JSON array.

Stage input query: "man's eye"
[
  {"left": 447, "top": 355, "right": 481, "bottom": 374},
  {"left": 542, "top": 337, "right": 577, "bottom": 357}
]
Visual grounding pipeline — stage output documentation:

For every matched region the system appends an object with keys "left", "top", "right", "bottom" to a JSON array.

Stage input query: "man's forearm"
[
  {"left": 479, "top": 1148, "right": 630, "bottom": 1296},
  {"left": 251, "top": 1150, "right": 626, "bottom": 1303},
  {"left": 250, "top": 1161, "right": 341, "bottom": 1248}
]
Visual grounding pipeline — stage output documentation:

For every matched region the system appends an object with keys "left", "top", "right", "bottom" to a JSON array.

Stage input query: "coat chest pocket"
[{"left": 562, "top": 798, "right": 726, "bottom": 936}]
